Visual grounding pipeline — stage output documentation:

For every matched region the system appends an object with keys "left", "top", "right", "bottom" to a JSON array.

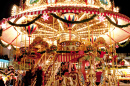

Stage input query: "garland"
[
  {"left": 0, "top": 39, "right": 16, "bottom": 50},
  {"left": 51, "top": 13, "right": 130, "bottom": 28},
  {"left": 7, "top": 13, "right": 130, "bottom": 28},
  {"left": 117, "top": 37, "right": 130, "bottom": 47},
  {"left": 7, "top": 14, "right": 42, "bottom": 27},
  {"left": 106, "top": 16, "right": 130, "bottom": 28},
  {"left": 50, "top": 13, "right": 97, "bottom": 24},
  {"left": 50, "top": 45, "right": 57, "bottom": 51}
]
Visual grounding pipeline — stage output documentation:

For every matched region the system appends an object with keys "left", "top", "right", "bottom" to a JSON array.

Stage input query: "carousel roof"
[{"left": 0, "top": 0, "right": 130, "bottom": 47}]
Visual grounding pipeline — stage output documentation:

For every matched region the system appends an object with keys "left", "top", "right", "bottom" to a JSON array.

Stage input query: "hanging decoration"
[
  {"left": 62, "top": 13, "right": 78, "bottom": 27},
  {"left": 7, "top": 14, "right": 42, "bottom": 27},
  {"left": 89, "top": 37, "right": 96, "bottom": 44},
  {"left": 117, "top": 37, "right": 130, "bottom": 47},
  {"left": 7, "top": 13, "right": 130, "bottom": 28},
  {"left": 51, "top": 13, "right": 130, "bottom": 28},
  {"left": 50, "top": 13, "right": 97, "bottom": 24},
  {"left": 42, "top": 14, "right": 50, "bottom": 21},
  {"left": 24, "top": 24, "right": 37, "bottom": 37}
]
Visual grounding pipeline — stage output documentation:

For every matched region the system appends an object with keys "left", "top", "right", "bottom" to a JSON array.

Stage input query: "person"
[
  {"left": 17, "top": 71, "right": 22, "bottom": 86},
  {"left": 0, "top": 74, "right": 5, "bottom": 86},
  {"left": 24, "top": 69, "right": 35, "bottom": 86},
  {"left": 21, "top": 71, "right": 26, "bottom": 86},
  {"left": 10, "top": 74, "right": 16, "bottom": 86},
  {"left": 35, "top": 66, "right": 43, "bottom": 86},
  {"left": 5, "top": 77, "right": 10, "bottom": 86}
]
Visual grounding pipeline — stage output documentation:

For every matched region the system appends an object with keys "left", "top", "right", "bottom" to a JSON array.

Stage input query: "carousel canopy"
[{"left": 0, "top": 0, "right": 130, "bottom": 48}]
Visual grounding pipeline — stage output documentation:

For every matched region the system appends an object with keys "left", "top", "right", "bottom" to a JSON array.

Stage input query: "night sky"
[{"left": 0, "top": 0, "right": 130, "bottom": 53}]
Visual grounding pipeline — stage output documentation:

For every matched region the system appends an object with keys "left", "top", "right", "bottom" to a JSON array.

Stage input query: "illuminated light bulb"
[
  {"left": 7, "top": 45, "right": 11, "bottom": 50},
  {"left": 46, "top": 60, "right": 50, "bottom": 64},
  {"left": 1, "top": 23, "right": 6, "bottom": 29}
]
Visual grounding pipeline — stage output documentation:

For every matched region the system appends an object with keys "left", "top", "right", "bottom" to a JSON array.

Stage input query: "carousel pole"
[
  {"left": 113, "top": 28, "right": 117, "bottom": 86},
  {"left": 87, "top": 14, "right": 94, "bottom": 85},
  {"left": 59, "top": 21, "right": 62, "bottom": 78},
  {"left": 87, "top": 14, "right": 90, "bottom": 44},
  {"left": 29, "top": 36, "right": 30, "bottom": 47},
  {"left": 16, "top": 29, "right": 18, "bottom": 61},
  {"left": 45, "top": 26, "right": 46, "bottom": 64},
  {"left": 53, "top": 16, "right": 55, "bottom": 82},
  {"left": 24, "top": 33, "right": 26, "bottom": 70},
  {"left": 69, "top": 28, "right": 71, "bottom": 41},
  {"left": 116, "top": 52, "right": 119, "bottom": 86},
  {"left": 89, "top": 56, "right": 93, "bottom": 86},
  {"left": 30, "top": 59, "right": 31, "bottom": 69},
  {"left": 108, "top": 21, "right": 112, "bottom": 86},
  {"left": 20, "top": 32, "right": 22, "bottom": 70}
]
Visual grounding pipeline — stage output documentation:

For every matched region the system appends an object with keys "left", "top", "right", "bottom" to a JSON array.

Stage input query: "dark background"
[{"left": 0, "top": 0, "right": 130, "bottom": 53}]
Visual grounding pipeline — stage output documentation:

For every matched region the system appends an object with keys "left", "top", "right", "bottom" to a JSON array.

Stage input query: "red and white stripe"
[{"left": 5, "top": 6, "right": 130, "bottom": 23}]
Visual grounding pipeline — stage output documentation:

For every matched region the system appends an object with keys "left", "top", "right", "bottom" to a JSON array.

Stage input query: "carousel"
[{"left": 0, "top": 0, "right": 130, "bottom": 86}]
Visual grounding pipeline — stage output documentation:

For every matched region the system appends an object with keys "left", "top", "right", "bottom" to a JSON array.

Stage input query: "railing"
[
  {"left": 45, "top": 62, "right": 61, "bottom": 86},
  {"left": 34, "top": 53, "right": 45, "bottom": 68}
]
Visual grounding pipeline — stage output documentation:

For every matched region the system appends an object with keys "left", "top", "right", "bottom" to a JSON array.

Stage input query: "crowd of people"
[
  {"left": 0, "top": 62, "right": 78, "bottom": 86},
  {"left": 0, "top": 66, "right": 43, "bottom": 86}
]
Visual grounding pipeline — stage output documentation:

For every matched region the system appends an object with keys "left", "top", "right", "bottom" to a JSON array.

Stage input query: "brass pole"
[
  {"left": 108, "top": 21, "right": 111, "bottom": 86},
  {"left": 53, "top": 17, "right": 55, "bottom": 81},
  {"left": 87, "top": 14, "right": 90, "bottom": 44}
]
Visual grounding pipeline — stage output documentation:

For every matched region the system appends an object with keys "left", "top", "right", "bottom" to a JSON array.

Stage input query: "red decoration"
[
  {"left": 113, "top": 55, "right": 117, "bottom": 62},
  {"left": 85, "top": 61, "right": 89, "bottom": 66},
  {"left": 100, "top": 51, "right": 106, "bottom": 58},
  {"left": 120, "top": 61, "right": 125, "bottom": 65},
  {"left": 78, "top": 51, "right": 84, "bottom": 55},
  {"left": 116, "top": 45, "right": 119, "bottom": 48},
  {"left": 18, "top": 62, "right": 20, "bottom": 64},
  {"left": 24, "top": 24, "right": 37, "bottom": 37}
]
